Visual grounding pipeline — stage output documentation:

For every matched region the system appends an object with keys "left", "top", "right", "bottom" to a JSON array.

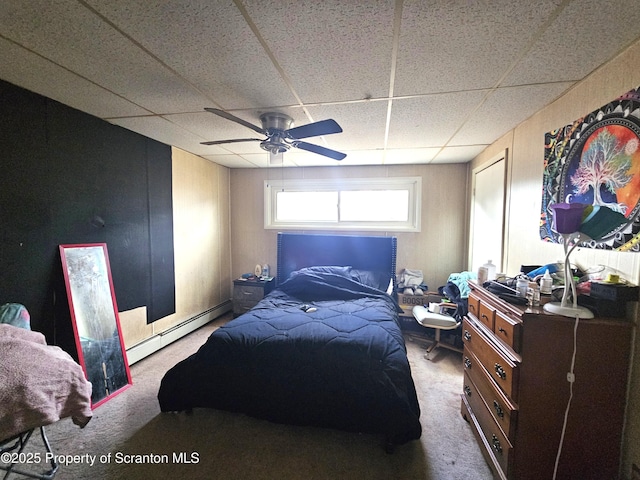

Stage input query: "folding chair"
[{"left": 0, "top": 426, "right": 59, "bottom": 480}]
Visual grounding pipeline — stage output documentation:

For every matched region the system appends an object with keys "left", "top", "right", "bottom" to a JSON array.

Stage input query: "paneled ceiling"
[{"left": 1, "top": 0, "right": 640, "bottom": 168}]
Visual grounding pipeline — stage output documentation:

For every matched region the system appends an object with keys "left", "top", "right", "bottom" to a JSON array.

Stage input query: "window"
[{"left": 264, "top": 177, "right": 421, "bottom": 231}]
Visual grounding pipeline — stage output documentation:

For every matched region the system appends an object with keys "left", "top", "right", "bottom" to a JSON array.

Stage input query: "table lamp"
[{"left": 543, "top": 202, "right": 627, "bottom": 319}]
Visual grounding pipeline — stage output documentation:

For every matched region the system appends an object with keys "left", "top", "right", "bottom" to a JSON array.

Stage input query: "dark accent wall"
[{"left": 0, "top": 80, "right": 175, "bottom": 340}]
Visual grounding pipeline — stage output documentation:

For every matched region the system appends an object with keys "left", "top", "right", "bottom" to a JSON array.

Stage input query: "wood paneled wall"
[
  {"left": 471, "top": 38, "right": 640, "bottom": 479},
  {"left": 120, "top": 147, "right": 232, "bottom": 348},
  {"left": 230, "top": 163, "right": 469, "bottom": 294}
]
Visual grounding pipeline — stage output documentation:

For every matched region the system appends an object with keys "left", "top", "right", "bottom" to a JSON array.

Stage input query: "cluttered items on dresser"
[{"left": 476, "top": 262, "right": 638, "bottom": 317}]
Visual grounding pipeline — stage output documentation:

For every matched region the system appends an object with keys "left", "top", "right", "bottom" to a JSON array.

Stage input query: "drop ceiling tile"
[
  {"left": 395, "top": 0, "right": 565, "bottom": 95},
  {"left": 243, "top": 0, "right": 396, "bottom": 104},
  {"left": 387, "top": 90, "right": 489, "bottom": 148},
  {"left": 108, "top": 115, "right": 223, "bottom": 154},
  {"left": 384, "top": 148, "right": 440, "bottom": 164},
  {"left": 503, "top": 0, "right": 640, "bottom": 86},
  {"left": 214, "top": 142, "right": 265, "bottom": 155},
  {"left": 337, "top": 150, "right": 385, "bottom": 166},
  {"left": 432, "top": 145, "right": 488, "bottom": 164},
  {"left": 84, "top": 0, "right": 297, "bottom": 110},
  {"left": 201, "top": 154, "right": 263, "bottom": 169},
  {"left": 287, "top": 152, "right": 349, "bottom": 168},
  {"left": 307, "top": 101, "right": 389, "bottom": 151},
  {"left": 238, "top": 152, "right": 302, "bottom": 168},
  {"left": 0, "top": 0, "right": 209, "bottom": 114},
  {"left": 450, "top": 83, "right": 573, "bottom": 146},
  {"left": 0, "top": 38, "right": 148, "bottom": 118}
]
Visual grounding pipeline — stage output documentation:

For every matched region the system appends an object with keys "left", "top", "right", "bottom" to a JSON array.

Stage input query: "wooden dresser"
[{"left": 461, "top": 282, "right": 633, "bottom": 480}]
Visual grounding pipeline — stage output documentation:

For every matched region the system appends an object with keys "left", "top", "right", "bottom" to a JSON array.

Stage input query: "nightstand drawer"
[
  {"left": 233, "top": 301, "right": 256, "bottom": 316},
  {"left": 233, "top": 285, "right": 264, "bottom": 302},
  {"left": 232, "top": 278, "right": 275, "bottom": 317}
]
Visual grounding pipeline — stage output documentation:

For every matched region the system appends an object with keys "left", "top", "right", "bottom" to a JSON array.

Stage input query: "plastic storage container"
[
  {"left": 516, "top": 276, "right": 529, "bottom": 297},
  {"left": 540, "top": 269, "right": 553, "bottom": 294},
  {"left": 478, "top": 260, "right": 497, "bottom": 285}
]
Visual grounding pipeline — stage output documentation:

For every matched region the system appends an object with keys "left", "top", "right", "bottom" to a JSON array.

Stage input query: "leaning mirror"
[{"left": 59, "top": 243, "right": 132, "bottom": 407}]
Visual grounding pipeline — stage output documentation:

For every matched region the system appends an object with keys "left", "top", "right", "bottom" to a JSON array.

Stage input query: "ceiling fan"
[{"left": 201, "top": 108, "right": 346, "bottom": 163}]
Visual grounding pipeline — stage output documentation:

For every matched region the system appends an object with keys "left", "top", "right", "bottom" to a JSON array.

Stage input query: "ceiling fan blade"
[
  {"left": 201, "top": 138, "right": 262, "bottom": 146},
  {"left": 293, "top": 141, "right": 346, "bottom": 160},
  {"left": 285, "top": 119, "right": 343, "bottom": 139},
  {"left": 204, "top": 108, "right": 265, "bottom": 135}
]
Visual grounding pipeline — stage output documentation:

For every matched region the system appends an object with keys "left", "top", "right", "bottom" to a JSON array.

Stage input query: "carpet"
[{"left": 4, "top": 314, "right": 493, "bottom": 480}]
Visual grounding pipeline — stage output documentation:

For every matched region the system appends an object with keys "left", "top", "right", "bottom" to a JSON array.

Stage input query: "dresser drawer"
[
  {"left": 494, "top": 310, "right": 522, "bottom": 354},
  {"left": 468, "top": 291, "right": 480, "bottom": 319},
  {"left": 233, "top": 285, "right": 264, "bottom": 302},
  {"left": 462, "top": 317, "right": 519, "bottom": 402},
  {"left": 477, "top": 300, "right": 496, "bottom": 331},
  {"left": 463, "top": 351, "right": 517, "bottom": 440},
  {"left": 461, "top": 371, "right": 513, "bottom": 476}
]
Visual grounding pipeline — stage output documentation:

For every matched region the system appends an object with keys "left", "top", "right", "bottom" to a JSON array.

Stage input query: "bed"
[{"left": 158, "top": 233, "right": 422, "bottom": 449}]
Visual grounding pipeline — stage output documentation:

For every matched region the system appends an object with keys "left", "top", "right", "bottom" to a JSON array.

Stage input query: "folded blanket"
[{"left": 0, "top": 324, "right": 93, "bottom": 441}]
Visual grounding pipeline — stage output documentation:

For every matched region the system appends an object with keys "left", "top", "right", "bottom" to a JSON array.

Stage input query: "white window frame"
[{"left": 264, "top": 177, "right": 422, "bottom": 232}]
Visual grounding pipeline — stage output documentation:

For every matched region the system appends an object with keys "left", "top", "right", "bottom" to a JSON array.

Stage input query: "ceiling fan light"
[
  {"left": 269, "top": 151, "right": 283, "bottom": 165},
  {"left": 260, "top": 138, "right": 289, "bottom": 154}
]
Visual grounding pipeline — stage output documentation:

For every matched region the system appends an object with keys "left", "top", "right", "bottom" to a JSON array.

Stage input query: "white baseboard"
[{"left": 126, "top": 301, "right": 232, "bottom": 365}]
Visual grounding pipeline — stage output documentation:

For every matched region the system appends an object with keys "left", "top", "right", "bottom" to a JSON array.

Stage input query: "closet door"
[{"left": 470, "top": 153, "right": 506, "bottom": 275}]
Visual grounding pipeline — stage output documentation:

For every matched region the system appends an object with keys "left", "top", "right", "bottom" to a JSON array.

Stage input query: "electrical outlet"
[{"left": 632, "top": 463, "right": 640, "bottom": 480}]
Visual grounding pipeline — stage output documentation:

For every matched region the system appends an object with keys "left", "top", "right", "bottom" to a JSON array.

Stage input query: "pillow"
[
  {"left": 296, "top": 266, "right": 353, "bottom": 277},
  {"left": 350, "top": 269, "right": 393, "bottom": 293}
]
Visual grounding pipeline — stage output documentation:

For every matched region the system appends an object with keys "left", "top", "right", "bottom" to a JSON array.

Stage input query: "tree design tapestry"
[{"left": 541, "top": 86, "right": 640, "bottom": 251}]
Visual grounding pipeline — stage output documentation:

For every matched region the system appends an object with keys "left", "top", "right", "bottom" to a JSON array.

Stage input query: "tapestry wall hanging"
[{"left": 541, "top": 86, "right": 640, "bottom": 251}]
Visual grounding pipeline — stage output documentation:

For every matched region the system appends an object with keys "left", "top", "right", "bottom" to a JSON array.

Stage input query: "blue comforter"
[{"left": 158, "top": 270, "right": 422, "bottom": 446}]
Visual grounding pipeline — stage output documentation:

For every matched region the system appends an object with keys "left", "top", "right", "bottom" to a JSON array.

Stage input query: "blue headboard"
[{"left": 276, "top": 233, "right": 397, "bottom": 287}]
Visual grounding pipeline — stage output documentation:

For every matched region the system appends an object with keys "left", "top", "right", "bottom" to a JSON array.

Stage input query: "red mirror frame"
[{"left": 59, "top": 243, "right": 132, "bottom": 408}]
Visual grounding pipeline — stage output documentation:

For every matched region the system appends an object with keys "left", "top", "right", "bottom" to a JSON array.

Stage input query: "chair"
[
  {"left": 1, "top": 427, "right": 59, "bottom": 480},
  {"left": 0, "top": 322, "right": 92, "bottom": 480},
  {"left": 412, "top": 302, "right": 463, "bottom": 360}
]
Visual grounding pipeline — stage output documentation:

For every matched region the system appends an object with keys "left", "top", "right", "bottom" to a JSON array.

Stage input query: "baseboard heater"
[{"left": 126, "top": 301, "right": 232, "bottom": 365}]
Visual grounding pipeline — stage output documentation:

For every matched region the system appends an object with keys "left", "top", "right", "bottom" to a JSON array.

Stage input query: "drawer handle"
[
  {"left": 494, "top": 363, "right": 507, "bottom": 380},
  {"left": 481, "top": 313, "right": 489, "bottom": 321},
  {"left": 491, "top": 434, "right": 503, "bottom": 455},
  {"left": 498, "top": 327, "right": 506, "bottom": 334},
  {"left": 464, "top": 357, "right": 472, "bottom": 369},
  {"left": 464, "top": 385, "right": 472, "bottom": 397},
  {"left": 242, "top": 291, "right": 254, "bottom": 295},
  {"left": 463, "top": 330, "right": 472, "bottom": 341},
  {"left": 493, "top": 400, "right": 504, "bottom": 418}
]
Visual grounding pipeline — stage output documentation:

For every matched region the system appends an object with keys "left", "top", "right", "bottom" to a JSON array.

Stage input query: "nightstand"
[{"left": 232, "top": 278, "right": 275, "bottom": 317}]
